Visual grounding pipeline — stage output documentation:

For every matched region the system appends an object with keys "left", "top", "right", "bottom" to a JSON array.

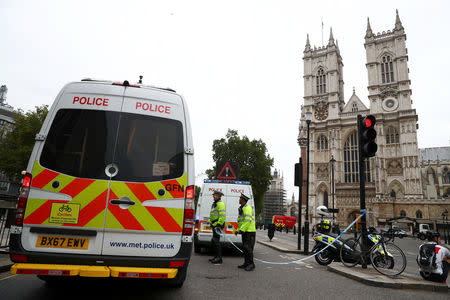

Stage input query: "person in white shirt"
[{"left": 421, "top": 233, "right": 450, "bottom": 284}]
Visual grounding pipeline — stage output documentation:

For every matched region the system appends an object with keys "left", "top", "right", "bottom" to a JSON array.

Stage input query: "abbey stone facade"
[{"left": 297, "top": 11, "right": 450, "bottom": 231}]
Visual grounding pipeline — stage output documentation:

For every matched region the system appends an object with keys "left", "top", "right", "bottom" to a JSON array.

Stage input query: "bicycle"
[{"left": 339, "top": 227, "right": 406, "bottom": 277}]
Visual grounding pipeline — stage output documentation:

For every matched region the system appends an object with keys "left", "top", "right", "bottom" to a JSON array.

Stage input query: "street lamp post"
[
  {"left": 330, "top": 156, "right": 336, "bottom": 222},
  {"left": 297, "top": 158, "right": 303, "bottom": 250},
  {"left": 304, "top": 111, "right": 312, "bottom": 255}
]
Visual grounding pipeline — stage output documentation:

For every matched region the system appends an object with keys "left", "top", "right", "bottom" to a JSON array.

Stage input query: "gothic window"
[
  {"left": 416, "top": 210, "right": 423, "bottom": 219},
  {"left": 381, "top": 55, "right": 394, "bottom": 83},
  {"left": 386, "top": 126, "right": 400, "bottom": 144},
  {"left": 400, "top": 210, "right": 406, "bottom": 217},
  {"left": 351, "top": 102, "right": 358, "bottom": 112},
  {"left": 316, "top": 68, "right": 326, "bottom": 94},
  {"left": 323, "top": 191, "right": 329, "bottom": 208},
  {"left": 443, "top": 167, "right": 450, "bottom": 184},
  {"left": 390, "top": 190, "right": 396, "bottom": 198},
  {"left": 317, "top": 135, "right": 328, "bottom": 151},
  {"left": 344, "top": 131, "right": 371, "bottom": 183}
]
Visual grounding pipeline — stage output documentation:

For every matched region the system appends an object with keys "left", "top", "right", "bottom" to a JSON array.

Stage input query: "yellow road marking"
[{"left": 0, "top": 274, "right": 17, "bottom": 281}]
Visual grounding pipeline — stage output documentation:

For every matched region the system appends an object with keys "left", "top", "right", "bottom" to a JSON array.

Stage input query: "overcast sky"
[{"left": 1, "top": 0, "right": 449, "bottom": 203}]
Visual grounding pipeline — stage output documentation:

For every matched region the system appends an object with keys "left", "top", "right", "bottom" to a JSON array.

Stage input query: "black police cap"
[{"left": 240, "top": 193, "right": 250, "bottom": 201}]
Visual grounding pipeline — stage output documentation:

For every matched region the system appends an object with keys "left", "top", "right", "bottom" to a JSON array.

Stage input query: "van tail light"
[
  {"left": 14, "top": 173, "right": 32, "bottom": 227},
  {"left": 194, "top": 220, "right": 199, "bottom": 233},
  {"left": 182, "top": 185, "right": 195, "bottom": 236}
]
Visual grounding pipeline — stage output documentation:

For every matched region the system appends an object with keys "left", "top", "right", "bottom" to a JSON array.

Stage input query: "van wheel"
[
  {"left": 194, "top": 242, "right": 201, "bottom": 254},
  {"left": 418, "top": 233, "right": 426, "bottom": 240},
  {"left": 168, "top": 267, "right": 187, "bottom": 288}
]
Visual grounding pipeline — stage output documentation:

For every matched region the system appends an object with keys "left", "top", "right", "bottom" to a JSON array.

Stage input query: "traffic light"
[
  {"left": 358, "top": 115, "right": 378, "bottom": 158},
  {"left": 294, "top": 160, "right": 303, "bottom": 187}
]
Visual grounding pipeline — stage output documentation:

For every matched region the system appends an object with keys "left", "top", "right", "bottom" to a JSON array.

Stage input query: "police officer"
[
  {"left": 209, "top": 191, "right": 226, "bottom": 264},
  {"left": 236, "top": 193, "right": 256, "bottom": 271}
]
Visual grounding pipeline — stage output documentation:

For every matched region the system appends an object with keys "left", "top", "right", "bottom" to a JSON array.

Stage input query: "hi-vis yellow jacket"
[
  {"left": 237, "top": 203, "right": 255, "bottom": 232},
  {"left": 210, "top": 200, "right": 226, "bottom": 227}
]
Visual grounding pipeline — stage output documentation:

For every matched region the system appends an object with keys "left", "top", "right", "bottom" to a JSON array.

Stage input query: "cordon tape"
[{"left": 215, "top": 210, "right": 367, "bottom": 265}]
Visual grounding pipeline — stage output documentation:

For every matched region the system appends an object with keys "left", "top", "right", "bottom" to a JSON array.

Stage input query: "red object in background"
[{"left": 271, "top": 215, "right": 296, "bottom": 228}]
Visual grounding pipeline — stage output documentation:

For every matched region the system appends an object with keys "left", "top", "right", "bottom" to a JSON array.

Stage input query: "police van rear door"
[
  {"left": 101, "top": 87, "right": 186, "bottom": 257},
  {"left": 22, "top": 82, "right": 124, "bottom": 256}
]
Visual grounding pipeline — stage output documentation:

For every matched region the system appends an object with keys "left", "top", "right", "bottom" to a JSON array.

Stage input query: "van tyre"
[
  {"left": 418, "top": 233, "right": 426, "bottom": 240},
  {"left": 194, "top": 242, "right": 201, "bottom": 254},
  {"left": 168, "top": 266, "right": 187, "bottom": 288}
]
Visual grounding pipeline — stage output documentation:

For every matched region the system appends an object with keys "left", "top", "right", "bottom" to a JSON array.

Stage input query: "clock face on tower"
[{"left": 314, "top": 103, "right": 329, "bottom": 121}]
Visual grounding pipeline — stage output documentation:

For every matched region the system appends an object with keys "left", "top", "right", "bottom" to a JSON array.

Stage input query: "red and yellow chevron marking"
[{"left": 24, "top": 161, "right": 187, "bottom": 233}]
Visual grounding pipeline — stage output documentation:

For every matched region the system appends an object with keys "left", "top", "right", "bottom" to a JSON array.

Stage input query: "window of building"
[
  {"left": 344, "top": 131, "right": 371, "bottom": 183},
  {"left": 400, "top": 210, "right": 406, "bottom": 217},
  {"left": 416, "top": 210, "right": 423, "bottom": 219},
  {"left": 317, "top": 135, "right": 328, "bottom": 151},
  {"left": 381, "top": 55, "right": 394, "bottom": 83},
  {"left": 386, "top": 126, "right": 399, "bottom": 144},
  {"left": 323, "top": 191, "right": 328, "bottom": 208},
  {"left": 443, "top": 167, "right": 450, "bottom": 184},
  {"left": 316, "top": 68, "right": 326, "bottom": 94},
  {"left": 390, "top": 190, "right": 396, "bottom": 199},
  {"left": 351, "top": 102, "right": 358, "bottom": 112}
]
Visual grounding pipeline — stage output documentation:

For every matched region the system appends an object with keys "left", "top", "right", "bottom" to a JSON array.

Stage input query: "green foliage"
[
  {"left": 0, "top": 105, "right": 49, "bottom": 181},
  {"left": 206, "top": 129, "right": 274, "bottom": 216},
  {"left": 194, "top": 185, "right": 201, "bottom": 208}
]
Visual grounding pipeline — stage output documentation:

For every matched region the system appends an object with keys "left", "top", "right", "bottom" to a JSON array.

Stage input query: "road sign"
[{"left": 216, "top": 161, "right": 238, "bottom": 180}]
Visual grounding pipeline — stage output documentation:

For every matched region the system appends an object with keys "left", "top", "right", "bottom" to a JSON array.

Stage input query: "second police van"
[
  {"left": 9, "top": 79, "right": 195, "bottom": 286},
  {"left": 194, "top": 180, "right": 255, "bottom": 252}
]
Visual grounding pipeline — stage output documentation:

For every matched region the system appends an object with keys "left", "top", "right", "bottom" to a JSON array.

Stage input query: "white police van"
[
  {"left": 9, "top": 79, "right": 195, "bottom": 286},
  {"left": 194, "top": 180, "right": 254, "bottom": 253}
]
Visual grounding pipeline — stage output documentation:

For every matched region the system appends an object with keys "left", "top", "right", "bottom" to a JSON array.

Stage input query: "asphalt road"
[{"left": 0, "top": 242, "right": 447, "bottom": 299}]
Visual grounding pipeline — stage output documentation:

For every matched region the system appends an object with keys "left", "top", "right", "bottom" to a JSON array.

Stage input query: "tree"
[
  {"left": 206, "top": 129, "right": 274, "bottom": 216},
  {"left": 194, "top": 185, "right": 201, "bottom": 208},
  {"left": 0, "top": 105, "right": 48, "bottom": 181}
]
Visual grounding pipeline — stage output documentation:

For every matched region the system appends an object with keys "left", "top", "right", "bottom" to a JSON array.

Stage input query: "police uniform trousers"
[
  {"left": 212, "top": 227, "right": 222, "bottom": 258},
  {"left": 242, "top": 232, "right": 256, "bottom": 265}
]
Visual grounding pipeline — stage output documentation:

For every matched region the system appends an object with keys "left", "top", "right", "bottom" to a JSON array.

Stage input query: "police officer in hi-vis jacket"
[
  {"left": 209, "top": 190, "right": 226, "bottom": 264},
  {"left": 236, "top": 193, "right": 256, "bottom": 271}
]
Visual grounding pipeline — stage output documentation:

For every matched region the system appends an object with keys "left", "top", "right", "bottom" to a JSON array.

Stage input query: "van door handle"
[{"left": 110, "top": 198, "right": 135, "bottom": 206}]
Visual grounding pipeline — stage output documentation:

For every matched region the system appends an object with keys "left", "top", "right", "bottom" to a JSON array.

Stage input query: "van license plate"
[
  {"left": 204, "top": 226, "right": 212, "bottom": 231},
  {"left": 36, "top": 236, "right": 89, "bottom": 250}
]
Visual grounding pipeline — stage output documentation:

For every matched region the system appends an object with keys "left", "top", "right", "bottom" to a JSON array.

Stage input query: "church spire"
[
  {"left": 365, "top": 17, "right": 373, "bottom": 38},
  {"left": 304, "top": 33, "right": 311, "bottom": 52},
  {"left": 394, "top": 9, "right": 404, "bottom": 31},
  {"left": 328, "top": 27, "right": 335, "bottom": 46}
]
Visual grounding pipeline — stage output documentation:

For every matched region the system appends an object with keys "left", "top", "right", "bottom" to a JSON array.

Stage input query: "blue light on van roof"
[{"left": 203, "top": 179, "right": 250, "bottom": 185}]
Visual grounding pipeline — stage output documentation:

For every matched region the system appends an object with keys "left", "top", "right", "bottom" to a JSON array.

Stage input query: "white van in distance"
[
  {"left": 194, "top": 180, "right": 255, "bottom": 253},
  {"left": 9, "top": 79, "right": 195, "bottom": 286}
]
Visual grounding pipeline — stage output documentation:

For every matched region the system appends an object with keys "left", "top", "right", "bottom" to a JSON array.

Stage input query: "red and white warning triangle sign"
[{"left": 217, "top": 161, "right": 237, "bottom": 180}]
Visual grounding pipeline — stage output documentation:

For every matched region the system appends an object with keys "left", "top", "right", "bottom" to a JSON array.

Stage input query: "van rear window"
[{"left": 40, "top": 109, "right": 184, "bottom": 182}]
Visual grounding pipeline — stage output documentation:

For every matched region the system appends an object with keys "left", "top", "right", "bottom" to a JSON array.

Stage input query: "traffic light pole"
[
  {"left": 297, "top": 158, "right": 303, "bottom": 250},
  {"left": 357, "top": 114, "right": 368, "bottom": 269}
]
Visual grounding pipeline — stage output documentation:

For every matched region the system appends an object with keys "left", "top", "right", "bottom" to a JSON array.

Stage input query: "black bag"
[{"left": 416, "top": 243, "right": 437, "bottom": 272}]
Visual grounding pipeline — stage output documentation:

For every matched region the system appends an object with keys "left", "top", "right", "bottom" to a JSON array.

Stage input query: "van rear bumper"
[{"left": 9, "top": 233, "right": 192, "bottom": 268}]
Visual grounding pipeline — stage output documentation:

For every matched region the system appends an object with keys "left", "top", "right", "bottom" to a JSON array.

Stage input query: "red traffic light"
[{"left": 362, "top": 115, "right": 376, "bottom": 128}]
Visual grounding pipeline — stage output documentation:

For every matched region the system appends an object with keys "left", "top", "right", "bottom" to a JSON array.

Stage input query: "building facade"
[
  {"left": 262, "top": 169, "right": 287, "bottom": 224},
  {"left": 297, "top": 11, "right": 450, "bottom": 230}
]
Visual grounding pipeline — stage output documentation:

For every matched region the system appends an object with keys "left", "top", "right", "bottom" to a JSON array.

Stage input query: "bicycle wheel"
[
  {"left": 340, "top": 238, "right": 362, "bottom": 267},
  {"left": 369, "top": 242, "right": 406, "bottom": 277}
]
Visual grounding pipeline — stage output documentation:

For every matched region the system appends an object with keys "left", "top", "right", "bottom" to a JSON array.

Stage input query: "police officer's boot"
[
  {"left": 244, "top": 263, "right": 255, "bottom": 271},
  {"left": 238, "top": 263, "right": 248, "bottom": 269},
  {"left": 210, "top": 257, "right": 222, "bottom": 264}
]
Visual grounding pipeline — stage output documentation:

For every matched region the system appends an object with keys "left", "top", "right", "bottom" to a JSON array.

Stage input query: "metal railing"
[{"left": 0, "top": 208, "right": 15, "bottom": 251}]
